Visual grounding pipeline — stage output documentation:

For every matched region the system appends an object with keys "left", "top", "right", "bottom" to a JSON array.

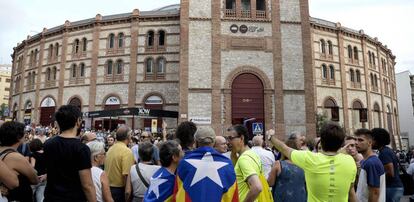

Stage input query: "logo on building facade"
[
  {"left": 229, "top": 24, "right": 265, "bottom": 34},
  {"left": 230, "top": 24, "right": 238, "bottom": 33}
]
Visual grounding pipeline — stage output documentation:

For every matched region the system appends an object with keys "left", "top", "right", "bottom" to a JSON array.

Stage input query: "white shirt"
[
  {"left": 250, "top": 146, "right": 275, "bottom": 178},
  {"left": 130, "top": 163, "right": 161, "bottom": 200},
  {"left": 407, "top": 163, "right": 414, "bottom": 175},
  {"left": 91, "top": 166, "right": 104, "bottom": 202}
]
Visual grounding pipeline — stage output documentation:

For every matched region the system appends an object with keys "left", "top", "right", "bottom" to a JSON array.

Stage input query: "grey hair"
[{"left": 86, "top": 141, "right": 105, "bottom": 157}]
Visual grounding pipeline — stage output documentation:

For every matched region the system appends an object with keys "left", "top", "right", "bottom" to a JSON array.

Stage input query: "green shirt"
[
  {"left": 234, "top": 149, "right": 262, "bottom": 202},
  {"left": 291, "top": 150, "right": 356, "bottom": 202}
]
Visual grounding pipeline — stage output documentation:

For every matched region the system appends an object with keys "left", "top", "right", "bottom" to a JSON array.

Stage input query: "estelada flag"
[
  {"left": 173, "top": 147, "right": 239, "bottom": 202},
  {"left": 144, "top": 167, "right": 175, "bottom": 202}
]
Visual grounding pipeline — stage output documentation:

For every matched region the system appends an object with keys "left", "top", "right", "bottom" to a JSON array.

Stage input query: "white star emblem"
[
  {"left": 185, "top": 152, "right": 228, "bottom": 188},
  {"left": 148, "top": 172, "right": 168, "bottom": 199}
]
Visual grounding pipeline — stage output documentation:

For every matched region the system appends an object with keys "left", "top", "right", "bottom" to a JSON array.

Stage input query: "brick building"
[{"left": 9, "top": 1, "right": 400, "bottom": 148}]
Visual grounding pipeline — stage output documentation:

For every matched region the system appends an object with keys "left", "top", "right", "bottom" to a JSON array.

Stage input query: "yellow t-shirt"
[
  {"left": 291, "top": 150, "right": 357, "bottom": 202},
  {"left": 234, "top": 149, "right": 262, "bottom": 202},
  {"left": 105, "top": 142, "right": 135, "bottom": 187}
]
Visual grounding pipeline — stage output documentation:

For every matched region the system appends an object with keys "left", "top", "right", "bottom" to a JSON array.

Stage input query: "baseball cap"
[{"left": 194, "top": 126, "right": 216, "bottom": 142}]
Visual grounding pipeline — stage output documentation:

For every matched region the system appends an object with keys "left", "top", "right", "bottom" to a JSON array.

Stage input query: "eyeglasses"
[{"left": 227, "top": 135, "right": 241, "bottom": 141}]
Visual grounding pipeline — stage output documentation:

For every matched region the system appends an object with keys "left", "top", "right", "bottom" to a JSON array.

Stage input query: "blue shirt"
[
  {"left": 378, "top": 147, "right": 403, "bottom": 188},
  {"left": 357, "top": 155, "right": 386, "bottom": 202}
]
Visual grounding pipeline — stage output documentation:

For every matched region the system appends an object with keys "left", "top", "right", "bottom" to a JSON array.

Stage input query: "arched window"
[
  {"left": 384, "top": 79, "right": 389, "bottom": 95},
  {"left": 157, "top": 58, "right": 165, "bottom": 73},
  {"left": 352, "top": 100, "right": 365, "bottom": 129},
  {"left": 347, "top": 45, "right": 353, "bottom": 59},
  {"left": 118, "top": 33, "right": 124, "bottom": 48},
  {"left": 241, "top": 0, "right": 251, "bottom": 10},
  {"left": 329, "top": 65, "right": 335, "bottom": 80},
  {"left": 323, "top": 98, "right": 339, "bottom": 121},
  {"left": 374, "top": 74, "right": 378, "bottom": 87},
  {"left": 74, "top": 39, "right": 80, "bottom": 53},
  {"left": 147, "top": 31, "right": 154, "bottom": 47},
  {"left": 226, "top": 0, "right": 236, "bottom": 9},
  {"left": 82, "top": 38, "right": 87, "bottom": 52},
  {"left": 370, "top": 73, "right": 374, "bottom": 86},
  {"left": 146, "top": 58, "right": 154, "bottom": 73},
  {"left": 158, "top": 30, "right": 165, "bottom": 46},
  {"left": 353, "top": 46, "right": 358, "bottom": 60},
  {"left": 320, "top": 39, "right": 326, "bottom": 54},
  {"left": 80, "top": 63, "right": 85, "bottom": 77},
  {"left": 55, "top": 43, "right": 59, "bottom": 57},
  {"left": 350, "top": 69, "right": 355, "bottom": 82},
  {"left": 48, "top": 44, "right": 53, "bottom": 59},
  {"left": 53, "top": 67, "right": 57, "bottom": 80},
  {"left": 46, "top": 68, "right": 51, "bottom": 81},
  {"left": 328, "top": 40, "right": 333, "bottom": 55},
  {"left": 368, "top": 51, "right": 372, "bottom": 64},
  {"left": 372, "top": 53, "right": 376, "bottom": 65},
  {"left": 322, "top": 64, "right": 327, "bottom": 79},
  {"left": 108, "top": 34, "right": 115, "bottom": 49},
  {"left": 29, "top": 51, "right": 34, "bottom": 67},
  {"left": 373, "top": 103, "right": 381, "bottom": 127},
  {"left": 31, "top": 72, "right": 36, "bottom": 86},
  {"left": 28, "top": 72, "right": 32, "bottom": 88},
  {"left": 356, "top": 70, "right": 361, "bottom": 83},
  {"left": 256, "top": 0, "right": 265, "bottom": 11},
  {"left": 116, "top": 60, "right": 123, "bottom": 74},
  {"left": 107, "top": 60, "right": 113, "bottom": 75},
  {"left": 69, "top": 97, "right": 82, "bottom": 110},
  {"left": 34, "top": 49, "right": 39, "bottom": 66},
  {"left": 71, "top": 64, "right": 77, "bottom": 78}
]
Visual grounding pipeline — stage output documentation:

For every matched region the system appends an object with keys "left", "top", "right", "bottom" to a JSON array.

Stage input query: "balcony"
[
  {"left": 256, "top": 10, "right": 266, "bottom": 19},
  {"left": 225, "top": 9, "right": 236, "bottom": 18},
  {"left": 241, "top": 10, "right": 251, "bottom": 18}
]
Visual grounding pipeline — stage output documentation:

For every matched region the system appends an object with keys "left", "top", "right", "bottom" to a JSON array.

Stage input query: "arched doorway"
[
  {"left": 95, "top": 96, "right": 125, "bottom": 131},
  {"left": 373, "top": 103, "right": 381, "bottom": 128},
  {"left": 40, "top": 97, "right": 56, "bottom": 126},
  {"left": 351, "top": 100, "right": 366, "bottom": 130},
  {"left": 24, "top": 101, "right": 32, "bottom": 125},
  {"left": 144, "top": 95, "right": 163, "bottom": 132},
  {"left": 69, "top": 97, "right": 82, "bottom": 111},
  {"left": 323, "top": 98, "right": 339, "bottom": 122},
  {"left": 231, "top": 73, "right": 264, "bottom": 138}
]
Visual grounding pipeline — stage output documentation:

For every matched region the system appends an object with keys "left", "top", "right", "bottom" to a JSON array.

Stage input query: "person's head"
[
  {"left": 283, "top": 137, "right": 301, "bottom": 159},
  {"left": 107, "top": 135, "right": 115, "bottom": 146},
  {"left": 138, "top": 142, "right": 154, "bottom": 162},
  {"left": 371, "top": 128, "right": 391, "bottom": 150},
  {"left": 175, "top": 121, "right": 197, "bottom": 150},
  {"left": 354, "top": 128, "right": 374, "bottom": 154},
  {"left": 29, "top": 138, "right": 43, "bottom": 152},
  {"left": 0, "top": 121, "right": 25, "bottom": 147},
  {"left": 319, "top": 122, "right": 346, "bottom": 152},
  {"left": 344, "top": 136, "right": 358, "bottom": 156},
  {"left": 159, "top": 140, "right": 184, "bottom": 168},
  {"left": 252, "top": 135, "right": 264, "bottom": 147},
  {"left": 214, "top": 136, "right": 228, "bottom": 153},
  {"left": 115, "top": 125, "right": 132, "bottom": 143},
  {"left": 288, "top": 131, "right": 304, "bottom": 150},
  {"left": 86, "top": 141, "right": 106, "bottom": 166},
  {"left": 54, "top": 105, "right": 82, "bottom": 134},
  {"left": 228, "top": 124, "right": 249, "bottom": 153},
  {"left": 140, "top": 131, "right": 152, "bottom": 143},
  {"left": 82, "top": 132, "right": 97, "bottom": 144},
  {"left": 194, "top": 126, "right": 216, "bottom": 148},
  {"left": 36, "top": 127, "right": 46, "bottom": 136}
]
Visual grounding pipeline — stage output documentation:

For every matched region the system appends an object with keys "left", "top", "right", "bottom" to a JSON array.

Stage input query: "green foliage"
[{"left": 316, "top": 113, "right": 328, "bottom": 136}]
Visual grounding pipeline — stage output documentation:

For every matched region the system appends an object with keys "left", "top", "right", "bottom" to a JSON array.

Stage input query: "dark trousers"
[{"left": 110, "top": 186, "right": 125, "bottom": 202}]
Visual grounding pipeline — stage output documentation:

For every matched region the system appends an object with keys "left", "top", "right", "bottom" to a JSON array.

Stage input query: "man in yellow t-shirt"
[
  {"left": 105, "top": 126, "right": 135, "bottom": 202},
  {"left": 228, "top": 125, "right": 269, "bottom": 202},
  {"left": 268, "top": 122, "right": 357, "bottom": 202}
]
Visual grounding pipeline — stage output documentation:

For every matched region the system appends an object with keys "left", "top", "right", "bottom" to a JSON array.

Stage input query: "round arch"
[
  {"left": 102, "top": 93, "right": 123, "bottom": 110},
  {"left": 68, "top": 96, "right": 83, "bottom": 110},
  {"left": 224, "top": 66, "right": 272, "bottom": 90},
  {"left": 39, "top": 95, "right": 57, "bottom": 126}
]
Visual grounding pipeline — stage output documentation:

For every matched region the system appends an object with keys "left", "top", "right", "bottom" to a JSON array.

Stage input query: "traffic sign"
[{"left": 252, "top": 122, "right": 263, "bottom": 135}]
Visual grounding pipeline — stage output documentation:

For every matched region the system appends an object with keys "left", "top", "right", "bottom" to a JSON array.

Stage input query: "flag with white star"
[
  {"left": 144, "top": 167, "right": 175, "bottom": 202},
  {"left": 173, "top": 147, "right": 239, "bottom": 202}
]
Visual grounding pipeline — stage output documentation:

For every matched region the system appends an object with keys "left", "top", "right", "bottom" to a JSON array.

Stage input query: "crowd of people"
[{"left": 0, "top": 104, "right": 413, "bottom": 202}]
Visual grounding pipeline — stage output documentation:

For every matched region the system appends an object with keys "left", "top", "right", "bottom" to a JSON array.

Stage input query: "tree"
[{"left": 316, "top": 113, "right": 328, "bottom": 136}]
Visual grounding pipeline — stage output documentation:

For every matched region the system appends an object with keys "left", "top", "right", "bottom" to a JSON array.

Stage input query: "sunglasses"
[{"left": 227, "top": 135, "right": 241, "bottom": 141}]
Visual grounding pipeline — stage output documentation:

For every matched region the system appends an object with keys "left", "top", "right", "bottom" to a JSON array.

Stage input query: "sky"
[{"left": 0, "top": 0, "right": 412, "bottom": 73}]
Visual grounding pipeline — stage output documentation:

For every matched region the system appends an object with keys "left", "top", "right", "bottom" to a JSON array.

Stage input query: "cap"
[{"left": 194, "top": 126, "right": 216, "bottom": 141}]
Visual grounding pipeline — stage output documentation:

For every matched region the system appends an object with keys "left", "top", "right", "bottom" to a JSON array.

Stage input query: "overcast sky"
[{"left": 0, "top": 0, "right": 412, "bottom": 73}]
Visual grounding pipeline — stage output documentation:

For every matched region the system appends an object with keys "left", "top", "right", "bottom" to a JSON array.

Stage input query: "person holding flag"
[
  {"left": 174, "top": 126, "right": 239, "bottom": 202},
  {"left": 144, "top": 140, "right": 183, "bottom": 202}
]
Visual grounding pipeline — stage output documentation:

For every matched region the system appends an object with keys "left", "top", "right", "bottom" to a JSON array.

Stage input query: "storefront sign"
[{"left": 189, "top": 117, "right": 212, "bottom": 125}]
